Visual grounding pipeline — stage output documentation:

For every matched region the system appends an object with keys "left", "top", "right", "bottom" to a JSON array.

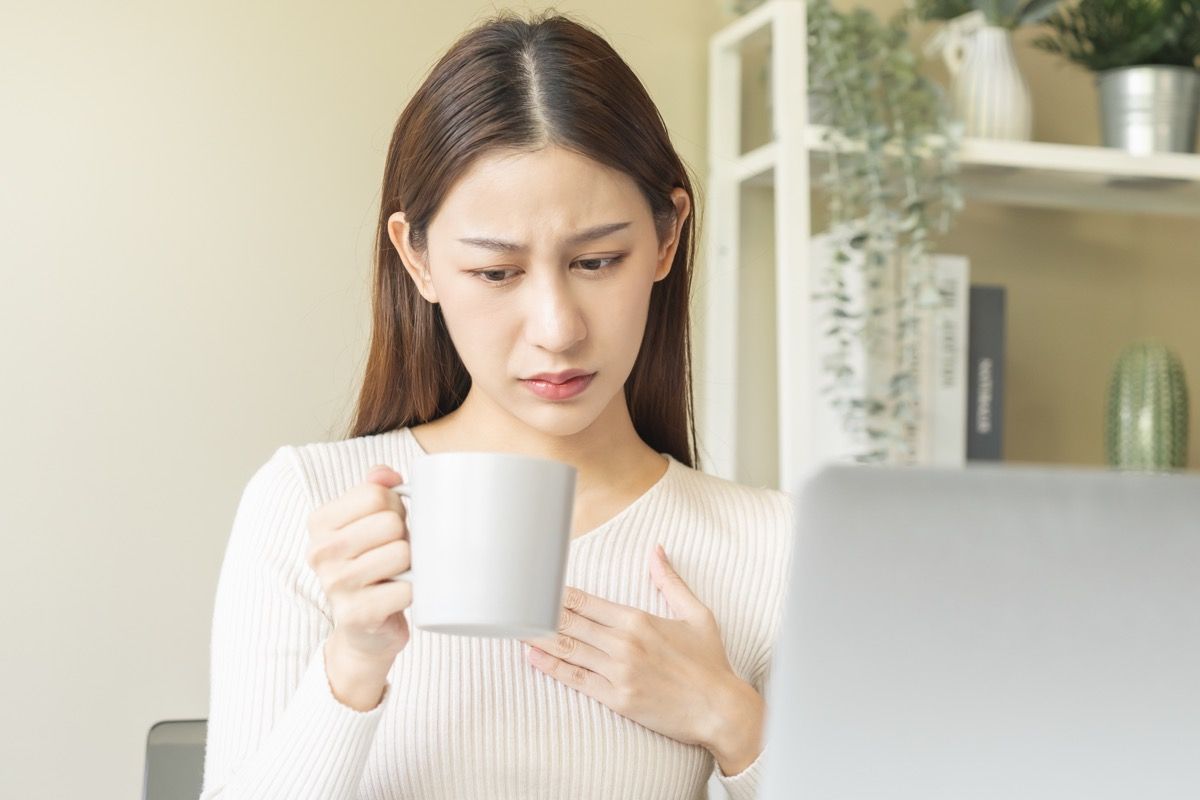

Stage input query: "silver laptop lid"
[{"left": 762, "top": 463, "right": 1200, "bottom": 800}]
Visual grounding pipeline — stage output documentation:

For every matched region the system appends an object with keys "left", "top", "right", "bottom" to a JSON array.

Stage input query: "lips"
[
  {"left": 523, "top": 369, "right": 593, "bottom": 385},
  {"left": 521, "top": 371, "right": 596, "bottom": 400}
]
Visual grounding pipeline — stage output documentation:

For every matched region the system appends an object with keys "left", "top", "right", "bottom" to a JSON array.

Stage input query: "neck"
[{"left": 408, "top": 386, "right": 664, "bottom": 502}]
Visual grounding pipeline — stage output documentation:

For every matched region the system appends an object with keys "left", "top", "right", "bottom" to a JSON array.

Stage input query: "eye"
[
  {"left": 469, "top": 255, "right": 625, "bottom": 287},
  {"left": 475, "top": 268, "right": 515, "bottom": 284},
  {"left": 574, "top": 255, "right": 625, "bottom": 273}
]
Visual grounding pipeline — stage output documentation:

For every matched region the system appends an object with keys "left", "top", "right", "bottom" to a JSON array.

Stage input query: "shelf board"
[{"left": 730, "top": 125, "right": 1200, "bottom": 217}]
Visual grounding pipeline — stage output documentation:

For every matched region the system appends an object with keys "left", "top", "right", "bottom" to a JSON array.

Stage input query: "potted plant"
[
  {"left": 915, "top": 0, "right": 1063, "bottom": 140},
  {"left": 804, "top": 0, "right": 965, "bottom": 464},
  {"left": 1035, "top": 0, "right": 1200, "bottom": 154},
  {"left": 1106, "top": 340, "right": 1190, "bottom": 470},
  {"left": 726, "top": 0, "right": 966, "bottom": 464}
]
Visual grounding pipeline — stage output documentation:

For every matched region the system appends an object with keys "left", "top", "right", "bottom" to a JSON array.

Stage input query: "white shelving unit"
[
  {"left": 704, "top": 0, "right": 810, "bottom": 493},
  {"left": 703, "top": 0, "right": 1200, "bottom": 492}
]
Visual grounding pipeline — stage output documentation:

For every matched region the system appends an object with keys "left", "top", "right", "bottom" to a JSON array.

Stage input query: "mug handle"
[{"left": 387, "top": 483, "right": 413, "bottom": 583}]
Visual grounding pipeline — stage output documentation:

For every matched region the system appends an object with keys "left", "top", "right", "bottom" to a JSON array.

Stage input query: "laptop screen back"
[{"left": 761, "top": 464, "right": 1200, "bottom": 800}]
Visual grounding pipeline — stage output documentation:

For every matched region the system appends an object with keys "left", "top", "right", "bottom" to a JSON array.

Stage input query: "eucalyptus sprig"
[
  {"left": 725, "top": 0, "right": 965, "bottom": 462},
  {"left": 1034, "top": 0, "right": 1200, "bottom": 71},
  {"left": 808, "top": 0, "right": 964, "bottom": 463}
]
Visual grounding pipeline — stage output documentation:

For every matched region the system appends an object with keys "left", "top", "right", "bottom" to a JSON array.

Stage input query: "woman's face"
[{"left": 388, "top": 145, "right": 689, "bottom": 438}]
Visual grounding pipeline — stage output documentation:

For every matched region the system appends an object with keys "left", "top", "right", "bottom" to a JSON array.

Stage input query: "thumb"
[
  {"left": 365, "top": 463, "right": 403, "bottom": 488},
  {"left": 649, "top": 544, "right": 704, "bottom": 622}
]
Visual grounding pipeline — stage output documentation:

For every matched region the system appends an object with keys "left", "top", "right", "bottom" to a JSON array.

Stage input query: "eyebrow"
[{"left": 457, "top": 221, "right": 632, "bottom": 253}]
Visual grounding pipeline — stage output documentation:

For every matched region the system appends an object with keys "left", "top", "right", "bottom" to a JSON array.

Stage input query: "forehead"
[{"left": 431, "top": 146, "right": 649, "bottom": 237}]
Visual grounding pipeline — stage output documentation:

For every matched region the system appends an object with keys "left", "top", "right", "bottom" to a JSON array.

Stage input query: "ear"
[
  {"left": 654, "top": 188, "right": 691, "bottom": 282},
  {"left": 387, "top": 211, "right": 439, "bottom": 304}
]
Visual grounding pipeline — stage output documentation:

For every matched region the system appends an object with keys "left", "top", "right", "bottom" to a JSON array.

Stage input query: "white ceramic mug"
[{"left": 388, "top": 451, "right": 576, "bottom": 638}]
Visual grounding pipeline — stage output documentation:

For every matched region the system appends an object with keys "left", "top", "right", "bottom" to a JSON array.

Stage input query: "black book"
[{"left": 966, "top": 285, "right": 1005, "bottom": 461}]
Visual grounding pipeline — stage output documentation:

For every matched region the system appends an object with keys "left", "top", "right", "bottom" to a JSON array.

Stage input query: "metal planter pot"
[{"left": 1095, "top": 66, "right": 1200, "bottom": 155}]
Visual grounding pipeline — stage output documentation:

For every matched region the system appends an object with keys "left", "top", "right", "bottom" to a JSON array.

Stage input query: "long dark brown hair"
[{"left": 346, "top": 9, "right": 700, "bottom": 468}]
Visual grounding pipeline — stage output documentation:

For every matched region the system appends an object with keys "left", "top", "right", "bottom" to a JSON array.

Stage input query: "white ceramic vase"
[{"left": 941, "top": 24, "right": 1033, "bottom": 141}]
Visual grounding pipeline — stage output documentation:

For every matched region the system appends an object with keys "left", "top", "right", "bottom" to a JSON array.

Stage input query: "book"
[
  {"left": 966, "top": 285, "right": 1006, "bottom": 461},
  {"left": 809, "top": 230, "right": 970, "bottom": 466},
  {"left": 916, "top": 255, "right": 970, "bottom": 467}
]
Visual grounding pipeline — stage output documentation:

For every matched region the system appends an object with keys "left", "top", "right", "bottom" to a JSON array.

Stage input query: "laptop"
[{"left": 761, "top": 463, "right": 1200, "bottom": 800}]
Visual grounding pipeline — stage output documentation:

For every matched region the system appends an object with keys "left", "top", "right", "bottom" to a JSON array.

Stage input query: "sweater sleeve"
[
  {"left": 200, "top": 446, "right": 390, "bottom": 799},
  {"left": 711, "top": 668, "right": 771, "bottom": 800}
]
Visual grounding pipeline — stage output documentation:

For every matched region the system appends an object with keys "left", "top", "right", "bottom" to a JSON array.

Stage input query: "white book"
[{"left": 916, "top": 255, "right": 970, "bottom": 467}]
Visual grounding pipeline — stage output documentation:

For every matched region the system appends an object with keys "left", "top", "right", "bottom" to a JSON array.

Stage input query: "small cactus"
[{"left": 1105, "top": 341, "right": 1189, "bottom": 470}]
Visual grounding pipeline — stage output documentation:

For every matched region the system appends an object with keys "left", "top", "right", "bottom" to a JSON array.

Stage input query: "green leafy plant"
[
  {"left": 915, "top": 0, "right": 1063, "bottom": 29},
  {"left": 1034, "top": 0, "right": 1200, "bottom": 71},
  {"left": 807, "top": 0, "right": 964, "bottom": 463}
]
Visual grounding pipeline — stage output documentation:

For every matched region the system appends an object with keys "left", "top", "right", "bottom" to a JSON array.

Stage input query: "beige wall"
[{"left": 0, "top": 2, "right": 728, "bottom": 797}]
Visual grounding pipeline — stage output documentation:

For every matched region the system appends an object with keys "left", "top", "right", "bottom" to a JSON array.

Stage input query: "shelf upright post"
[
  {"left": 702, "top": 6, "right": 749, "bottom": 481},
  {"left": 705, "top": 0, "right": 813, "bottom": 490},
  {"left": 770, "top": 0, "right": 812, "bottom": 494}
]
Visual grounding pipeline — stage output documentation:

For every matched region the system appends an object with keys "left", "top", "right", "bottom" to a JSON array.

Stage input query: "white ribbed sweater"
[{"left": 201, "top": 427, "right": 794, "bottom": 800}]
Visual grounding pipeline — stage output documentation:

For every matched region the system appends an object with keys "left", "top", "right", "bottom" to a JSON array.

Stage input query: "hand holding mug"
[
  {"left": 305, "top": 465, "right": 415, "bottom": 667},
  {"left": 303, "top": 450, "right": 576, "bottom": 711}
]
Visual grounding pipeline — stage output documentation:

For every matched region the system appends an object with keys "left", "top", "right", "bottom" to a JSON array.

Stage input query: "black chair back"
[{"left": 142, "top": 719, "right": 207, "bottom": 800}]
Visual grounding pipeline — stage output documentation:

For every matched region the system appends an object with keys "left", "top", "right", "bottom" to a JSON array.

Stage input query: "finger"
[
  {"left": 561, "top": 585, "right": 641, "bottom": 629},
  {"left": 325, "top": 538, "right": 411, "bottom": 590},
  {"left": 357, "top": 573, "right": 413, "bottom": 610},
  {"left": 354, "top": 538, "right": 411, "bottom": 586},
  {"left": 312, "top": 478, "right": 407, "bottom": 531},
  {"left": 365, "top": 464, "right": 401, "bottom": 482},
  {"left": 527, "top": 646, "right": 615, "bottom": 704},
  {"left": 555, "top": 606, "right": 628, "bottom": 656},
  {"left": 522, "top": 631, "right": 612, "bottom": 676},
  {"left": 310, "top": 508, "right": 408, "bottom": 564},
  {"left": 649, "top": 544, "right": 706, "bottom": 622}
]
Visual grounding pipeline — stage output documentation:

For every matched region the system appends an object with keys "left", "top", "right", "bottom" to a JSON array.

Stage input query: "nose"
[{"left": 523, "top": 269, "right": 587, "bottom": 353}]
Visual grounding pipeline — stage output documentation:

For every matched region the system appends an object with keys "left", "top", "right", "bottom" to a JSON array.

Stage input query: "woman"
[{"left": 201, "top": 10, "right": 792, "bottom": 800}]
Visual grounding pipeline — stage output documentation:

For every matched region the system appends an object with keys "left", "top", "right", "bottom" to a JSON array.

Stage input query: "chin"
[
  {"left": 507, "top": 388, "right": 620, "bottom": 440},
  {"left": 515, "top": 408, "right": 602, "bottom": 440}
]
